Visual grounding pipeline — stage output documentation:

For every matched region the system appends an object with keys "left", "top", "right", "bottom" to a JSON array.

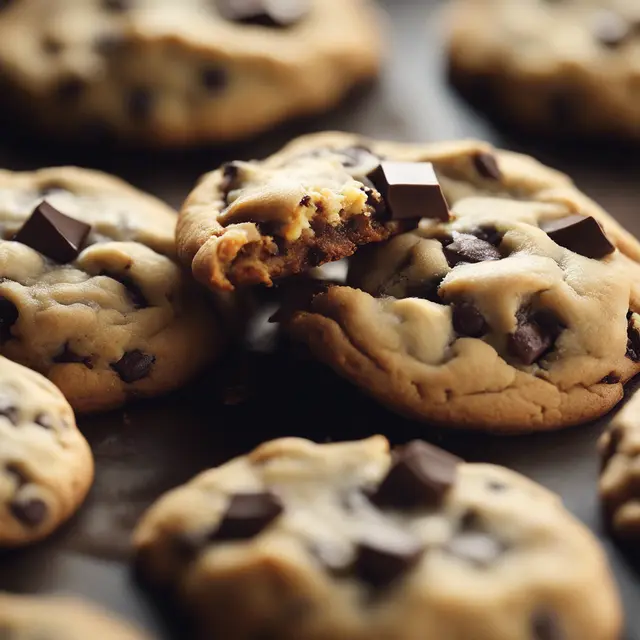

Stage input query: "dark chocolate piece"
[
  {"left": 0, "top": 297, "right": 18, "bottom": 342},
  {"left": 600, "top": 373, "right": 620, "bottom": 384},
  {"left": 127, "top": 87, "right": 154, "bottom": 122},
  {"left": 42, "top": 36, "right": 63, "bottom": 55},
  {"left": 472, "top": 152, "right": 501, "bottom": 181},
  {"left": 110, "top": 350, "right": 155, "bottom": 383},
  {"left": 10, "top": 497, "right": 47, "bottom": 527},
  {"left": 508, "top": 309, "right": 562, "bottom": 366},
  {"left": 405, "top": 277, "right": 445, "bottom": 304},
  {"left": 531, "top": 609, "right": 565, "bottom": 640},
  {"left": 366, "top": 162, "right": 450, "bottom": 222},
  {"left": 212, "top": 492, "right": 283, "bottom": 541},
  {"left": 443, "top": 233, "right": 501, "bottom": 267},
  {"left": 626, "top": 311, "right": 640, "bottom": 362},
  {"left": 592, "top": 10, "right": 630, "bottom": 48},
  {"left": 0, "top": 394, "right": 18, "bottom": 425},
  {"left": 452, "top": 301, "right": 488, "bottom": 337},
  {"left": 201, "top": 66, "right": 228, "bottom": 91},
  {"left": 53, "top": 343, "right": 93, "bottom": 369},
  {"left": 541, "top": 215, "right": 614, "bottom": 259},
  {"left": 54, "top": 77, "right": 86, "bottom": 103},
  {"left": 220, "top": 162, "right": 242, "bottom": 201},
  {"left": 371, "top": 440, "right": 461, "bottom": 510},
  {"left": 13, "top": 201, "right": 91, "bottom": 264},
  {"left": 355, "top": 534, "right": 424, "bottom": 589},
  {"left": 215, "top": 0, "right": 308, "bottom": 27},
  {"left": 445, "top": 531, "right": 505, "bottom": 567}
]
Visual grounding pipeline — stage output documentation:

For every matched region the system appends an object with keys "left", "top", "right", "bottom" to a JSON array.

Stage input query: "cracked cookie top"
[
  {"left": 280, "top": 132, "right": 640, "bottom": 432},
  {"left": 0, "top": 167, "right": 228, "bottom": 413},
  {"left": 0, "top": 355, "right": 92, "bottom": 546},
  {"left": 133, "top": 436, "right": 621, "bottom": 640}
]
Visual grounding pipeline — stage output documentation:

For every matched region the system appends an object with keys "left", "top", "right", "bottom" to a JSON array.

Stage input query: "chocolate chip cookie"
[
  {"left": 177, "top": 137, "right": 447, "bottom": 291},
  {"left": 448, "top": 0, "right": 640, "bottom": 138},
  {"left": 0, "top": 594, "right": 149, "bottom": 639},
  {"left": 599, "top": 387, "right": 640, "bottom": 539},
  {"left": 0, "top": 355, "right": 92, "bottom": 546},
  {"left": 0, "top": 167, "right": 228, "bottom": 413},
  {"left": 133, "top": 436, "right": 622, "bottom": 640},
  {"left": 277, "top": 132, "right": 640, "bottom": 432},
  {"left": 0, "top": 0, "right": 382, "bottom": 146}
]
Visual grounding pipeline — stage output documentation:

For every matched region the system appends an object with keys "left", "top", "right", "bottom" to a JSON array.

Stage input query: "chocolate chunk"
[
  {"left": 531, "top": 609, "right": 565, "bottom": 640},
  {"left": 445, "top": 531, "right": 505, "bottom": 567},
  {"left": 626, "top": 312, "right": 640, "bottom": 362},
  {"left": 127, "top": 87, "right": 153, "bottom": 122},
  {"left": 34, "top": 413, "right": 54, "bottom": 430},
  {"left": 443, "top": 233, "right": 501, "bottom": 267},
  {"left": 371, "top": 440, "right": 461, "bottom": 510},
  {"left": 592, "top": 10, "right": 630, "bottom": 49},
  {"left": 508, "top": 309, "right": 562, "bottom": 366},
  {"left": 452, "top": 301, "right": 488, "bottom": 337},
  {"left": 355, "top": 534, "right": 424, "bottom": 589},
  {"left": 215, "top": 0, "right": 309, "bottom": 27},
  {"left": 473, "top": 225, "right": 503, "bottom": 246},
  {"left": 103, "top": 0, "right": 130, "bottom": 11},
  {"left": 110, "top": 350, "right": 155, "bottom": 383},
  {"left": 42, "top": 36, "right": 63, "bottom": 55},
  {"left": 211, "top": 492, "right": 283, "bottom": 541},
  {"left": 104, "top": 272, "right": 148, "bottom": 309},
  {"left": 600, "top": 373, "right": 620, "bottom": 384},
  {"left": 541, "top": 215, "right": 614, "bottom": 259},
  {"left": 472, "top": 152, "right": 501, "bottom": 181},
  {"left": 405, "top": 277, "right": 445, "bottom": 304},
  {"left": 53, "top": 343, "right": 93, "bottom": 369},
  {"left": 201, "top": 66, "right": 228, "bottom": 91},
  {"left": 220, "top": 162, "right": 241, "bottom": 200},
  {"left": 299, "top": 195, "right": 312, "bottom": 207},
  {"left": 0, "top": 297, "right": 18, "bottom": 343},
  {"left": 55, "top": 77, "right": 86, "bottom": 103},
  {"left": 13, "top": 201, "right": 91, "bottom": 264},
  {"left": 0, "top": 394, "right": 18, "bottom": 425},
  {"left": 10, "top": 497, "right": 47, "bottom": 527},
  {"left": 366, "top": 162, "right": 450, "bottom": 222}
]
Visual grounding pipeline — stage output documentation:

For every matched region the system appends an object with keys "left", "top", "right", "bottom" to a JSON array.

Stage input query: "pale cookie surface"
[
  {"left": 600, "top": 388, "right": 640, "bottom": 539},
  {"left": 0, "top": 0, "right": 382, "bottom": 146},
  {"left": 0, "top": 167, "right": 227, "bottom": 413},
  {"left": 0, "top": 594, "right": 149, "bottom": 640},
  {"left": 178, "top": 140, "right": 415, "bottom": 291},
  {"left": 134, "top": 436, "right": 622, "bottom": 640},
  {"left": 0, "top": 355, "right": 92, "bottom": 546},
  {"left": 448, "top": 0, "right": 640, "bottom": 138},
  {"left": 279, "top": 132, "right": 640, "bottom": 432}
]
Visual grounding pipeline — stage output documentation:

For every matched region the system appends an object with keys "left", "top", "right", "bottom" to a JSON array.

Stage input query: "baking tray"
[{"left": 0, "top": 0, "right": 639, "bottom": 637}]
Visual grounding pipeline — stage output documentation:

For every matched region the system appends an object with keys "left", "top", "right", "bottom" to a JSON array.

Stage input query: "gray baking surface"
[{"left": 0, "top": 0, "right": 638, "bottom": 638}]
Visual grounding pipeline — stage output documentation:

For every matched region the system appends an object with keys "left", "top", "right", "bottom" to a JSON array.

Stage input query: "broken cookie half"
[{"left": 177, "top": 137, "right": 451, "bottom": 291}]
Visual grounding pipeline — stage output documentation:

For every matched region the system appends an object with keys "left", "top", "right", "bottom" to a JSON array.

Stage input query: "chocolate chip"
[
  {"left": 405, "top": 277, "right": 445, "bottom": 304},
  {"left": 472, "top": 152, "right": 501, "bottom": 180},
  {"left": 220, "top": 162, "right": 241, "bottom": 200},
  {"left": 366, "top": 163, "right": 450, "bottom": 222},
  {"left": 127, "top": 87, "right": 153, "bottom": 122},
  {"left": 53, "top": 343, "right": 93, "bottom": 369},
  {"left": 355, "top": 533, "right": 424, "bottom": 589},
  {"left": 508, "top": 309, "right": 562, "bottom": 366},
  {"left": 13, "top": 201, "right": 91, "bottom": 263},
  {"left": 0, "top": 394, "right": 18, "bottom": 425},
  {"left": 531, "top": 609, "right": 565, "bottom": 640},
  {"left": 452, "top": 301, "right": 488, "bottom": 337},
  {"left": 104, "top": 272, "right": 148, "bottom": 309},
  {"left": 211, "top": 492, "right": 283, "bottom": 541},
  {"left": 110, "top": 350, "right": 155, "bottom": 383},
  {"left": 42, "top": 36, "right": 63, "bottom": 55},
  {"left": 215, "top": 0, "right": 309, "bottom": 28},
  {"left": 371, "top": 440, "right": 461, "bottom": 510},
  {"left": 55, "top": 77, "right": 86, "bottom": 103},
  {"left": 103, "top": 0, "right": 130, "bottom": 11},
  {"left": 600, "top": 373, "right": 620, "bottom": 384},
  {"left": 445, "top": 531, "right": 505, "bottom": 567},
  {"left": 299, "top": 195, "right": 311, "bottom": 207},
  {"left": 201, "top": 66, "right": 227, "bottom": 91},
  {"left": 443, "top": 233, "right": 501, "bottom": 267},
  {"left": 541, "top": 215, "right": 614, "bottom": 259},
  {"left": 0, "top": 297, "right": 18, "bottom": 343},
  {"left": 592, "top": 10, "right": 630, "bottom": 49},
  {"left": 34, "top": 414, "right": 54, "bottom": 430},
  {"left": 626, "top": 312, "right": 640, "bottom": 362},
  {"left": 10, "top": 497, "right": 47, "bottom": 527}
]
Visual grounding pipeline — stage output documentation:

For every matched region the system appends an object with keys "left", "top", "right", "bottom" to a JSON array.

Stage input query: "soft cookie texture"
[
  {"left": 0, "top": 167, "right": 228, "bottom": 413},
  {"left": 133, "top": 436, "right": 622, "bottom": 640},
  {"left": 0, "top": 0, "right": 382, "bottom": 146},
  {"left": 0, "top": 356, "right": 93, "bottom": 546},
  {"left": 0, "top": 594, "right": 149, "bottom": 640},
  {"left": 448, "top": 0, "right": 640, "bottom": 138},
  {"left": 600, "top": 388, "right": 640, "bottom": 539},
  {"left": 279, "top": 132, "right": 640, "bottom": 432},
  {"left": 178, "top": 139, "right": 418, "bottom": 291}
]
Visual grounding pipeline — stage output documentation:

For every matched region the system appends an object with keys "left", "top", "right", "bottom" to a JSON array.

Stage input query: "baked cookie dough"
[
  {"left": 0, "top": 167, "right": 227, "bottom": 413},
  {"left": 279, "top": 132, "right": 640, "bottom": 432},
  {"left": 599, "top": 388, "right": 640, "bottom": 539},
  {"left": 0, "top": 594, "right": 149, "bottom": 640},
  {"left": 0, "top": 0, "right": 382, "bottom": 146},
  {"left": 133, "top": 436, "right": 622, "bottom": 640},
  {"left": 0, "top": 355, "right": 92, "bottom": 546},
  {"left": 448, "top": 0, "right": 640, "bottom": 138},
  {"left": 177, "top": 137, "right": 435, "bottom": 291}
]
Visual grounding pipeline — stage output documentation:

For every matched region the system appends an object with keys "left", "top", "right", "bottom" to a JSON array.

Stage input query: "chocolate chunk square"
[
  {"left": 212, "top": 492, "right": 283, "bottom": 541},
  {"left": 541, "top": 215, "right": 614, "bottom": 259}
]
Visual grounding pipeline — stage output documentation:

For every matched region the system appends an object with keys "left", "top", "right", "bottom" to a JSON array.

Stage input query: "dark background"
[{"left": 1, "top": 0, "right": 639, "bottom": 637}]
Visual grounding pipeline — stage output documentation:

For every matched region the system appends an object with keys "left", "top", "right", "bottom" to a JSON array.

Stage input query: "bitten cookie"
[
  {"left": 0, "top": 594, "right": 149, "bottom": 640},
  {"left": 0, "top": 0, "right": 382, "bottom": 146},
  {"left": 0, "top": 355, "right": 92, "bottom": 546},
  {"left": 448, "top": 0, "right": 640, "bottom": 138},
  {"left": 279, "top": 132, "right": 640, "bottom": 432},
  {"left": 133, "top": 436, "right": 622, "bottom": 640},
  {"left": 177, "top": 138, "right": 438, "bottom": 291},
  {"left": 599, "top": 388, "right": 640, "bottom": 539},
  {"left": 0, "top": 167, "right": 228, "bottom": 413}
]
